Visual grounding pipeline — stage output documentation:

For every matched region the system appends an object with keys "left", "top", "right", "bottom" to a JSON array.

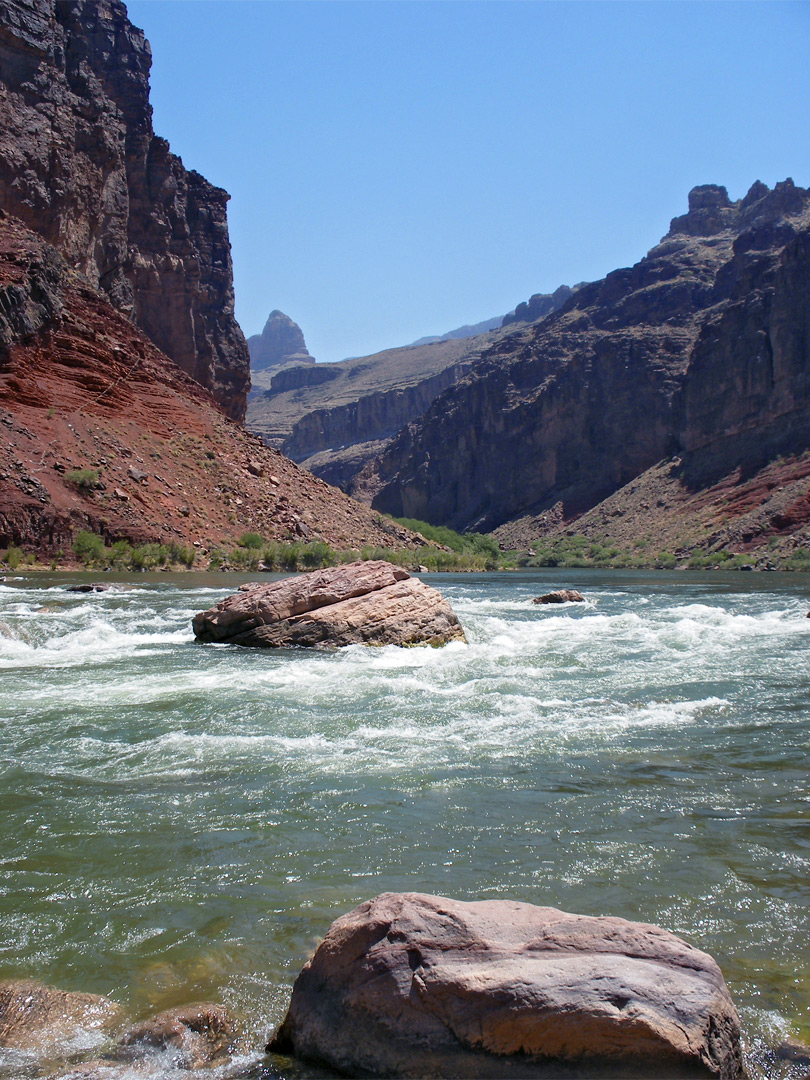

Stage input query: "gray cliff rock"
[
  {"left": 269, "top": 892, "right": 743, "bottom": 1079},
  {"left": 0, "top": 0, "right": 249, "bottom": 420},
  {"left": 247, "top": 309, "right": 314, "bottom": 372},
  {"left": 192, "top": 560, "right": 466, "bottom": 648}
]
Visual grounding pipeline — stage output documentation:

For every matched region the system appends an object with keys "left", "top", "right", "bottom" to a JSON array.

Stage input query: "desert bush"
[
  {"left": 65, "top": 468, "right": 102, "bottom": 491},
  {"left": 73, "top": 530, "right": 106, "bottom": 565}
]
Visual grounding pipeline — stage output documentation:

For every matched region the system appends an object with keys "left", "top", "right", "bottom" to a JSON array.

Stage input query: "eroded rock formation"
[
  {"left": 269, "top": 892, "right": 743, "bottom": 1079},
  {"left": 0, "top": 0, "right": 249, "bottom": 420},
  {"left": 192, "top": 560, "right": 466, "bottom": 648},
  {"left": 248, "top": 309, "right": 314, "bottom": 372}
]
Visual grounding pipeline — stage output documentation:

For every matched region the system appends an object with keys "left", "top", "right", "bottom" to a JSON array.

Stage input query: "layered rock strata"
[
  {"left": 192, "top": 560, "right": 466, "bottom": 648},
  {"left": 269, "top": 892, "right": 743, "bottom": 1079},
  {"left": 246, "top": 332, "right": 501, "bottom": 491},
  {"left": 0, "top": 212, "right": 423, "bottom": 555},
  {"left": 0, "top": 0, "right": 249, "bottom": 419},
  {"left": 370, "top": 181, "right": 810, "bottom": 536}
]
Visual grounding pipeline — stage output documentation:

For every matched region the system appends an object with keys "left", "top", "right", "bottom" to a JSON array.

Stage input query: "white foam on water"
[{"left": 0, "top": 617, "right": 190, "bottom": 671}]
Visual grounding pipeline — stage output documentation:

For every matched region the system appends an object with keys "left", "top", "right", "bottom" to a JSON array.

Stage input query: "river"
[{"left": 0, "top": 569, "right": 808, "bottom": 1078}]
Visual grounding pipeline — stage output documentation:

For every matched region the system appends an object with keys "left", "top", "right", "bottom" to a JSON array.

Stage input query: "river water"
[{"left": 0, "top": 569, "right": 808, "bottom": 1079}]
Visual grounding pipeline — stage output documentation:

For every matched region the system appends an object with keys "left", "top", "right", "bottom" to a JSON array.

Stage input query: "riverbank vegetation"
[{"left": 1, "top": 523, "right": 808, "bottom": 574}]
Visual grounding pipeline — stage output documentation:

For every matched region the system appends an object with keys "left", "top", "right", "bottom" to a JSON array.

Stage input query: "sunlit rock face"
[
  {"left": 248, "top": 310, "right": 315, "bottom": 372},
  {"left": 0, "top": 0, "right": 249, "bottom": 420},
  {"left": 270, "top": 892, "right": 743, "bottom": 1079}
]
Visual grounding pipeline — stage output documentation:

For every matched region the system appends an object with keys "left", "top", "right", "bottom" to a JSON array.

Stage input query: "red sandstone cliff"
[
  {"left": 0, "top": 0, "right": 249, "bottom": 420},
  {"left": 0, "top": 212, "right": 420, "bottom": 556}
]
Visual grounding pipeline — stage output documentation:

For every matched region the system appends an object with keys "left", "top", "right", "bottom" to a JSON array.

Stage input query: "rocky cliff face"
[
  {"left": 371, "top": 181, "right": 810, "bottom": 537},
  {"left": 0, "top": 212, "right": 420, "bottom": 555},
  {"left": 245, "top": 332, "right": 501, "bottom": 484},
  {"left": 0, "top": 0, "right": 249, "bottom": 420},
  {"left": 501, "top": 283, "right": 577, "bottom": 327}
]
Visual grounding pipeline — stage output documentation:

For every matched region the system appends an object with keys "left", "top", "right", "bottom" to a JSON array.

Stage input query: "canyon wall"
[
  {"left": 0, "top": 0, "right": 249, "bottom": 419},
  {"left": 371, "top": 181, "right": 810, "bottom": 532}
]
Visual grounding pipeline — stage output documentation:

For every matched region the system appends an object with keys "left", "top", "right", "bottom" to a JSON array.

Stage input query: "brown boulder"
[
  {"left": 269, "top": 892, "right": 742, "bottom": 1079},
  {"left": 116, "top": 1002, "right": 235, "bottom": 1068},
  {"left": 533, "top": 589, "right": 585, "bottom": 604},
  {"left": 0, "top": 979, "right": 121, "bottom": 1054},
  {"left": 192, "top": 561, "right": 466, "bottom": 648}
]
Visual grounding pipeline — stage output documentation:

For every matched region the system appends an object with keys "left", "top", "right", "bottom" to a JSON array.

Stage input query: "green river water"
[{"left": 0, "top": 569, "right": 808, "bottom": 1078}]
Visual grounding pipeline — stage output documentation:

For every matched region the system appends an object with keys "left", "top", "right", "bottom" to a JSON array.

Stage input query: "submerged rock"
[
  {"left": 66, "top": 584, "right": 110, "bottom": 594},
  {"left": 533, "top": 589, "right": 585, "bottom": 604},
  {"left": 0, "top": 979, "right": 122, "bottom": 1054},
  {"left": 192, "top": 560, "right": 466, "bottom": 648},
  {"left": 116, "top": 1002, "right": 236, "bottom": 1068},
  {"left": 268, "top": 892, "right": 743, "bottom": 1079},
  {"left": 777, "top": 1037, "right": 810, "bottom": 1064}
]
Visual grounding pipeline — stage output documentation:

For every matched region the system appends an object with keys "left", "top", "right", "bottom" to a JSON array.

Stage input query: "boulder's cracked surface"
[
  {"left": 193, "top": 561, "right": 466, "bottom": 648},
  {"left": 269, "top": 892, "right": 743, "bottom": 1079}
]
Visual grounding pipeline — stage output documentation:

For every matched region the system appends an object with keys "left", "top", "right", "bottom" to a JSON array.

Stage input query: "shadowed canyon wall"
[
  {"left": 0, "top": 0, "right": 249, "bottom": 419},
  {"left": 370, "top": 181, "right": 810, "bottom": 532}
]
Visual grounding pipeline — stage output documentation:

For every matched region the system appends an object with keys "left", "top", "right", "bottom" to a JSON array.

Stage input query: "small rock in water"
[
  {"left": 116, "top": 1002, "right": 236, "bottom": 1068},
  {"left": 533, "top": 588, "right": 585, "bottom": 604},
  {"left": 66, "top": 583, "right": 110, "bottom": 593},
  {"left": 192, "top": 560, "right": 466, "bottom": 648},
  {"left": 269, "top": 892, "right": 743, "bottom": 1079},
  {"left": 777, "top": 1037, "right": 810, "bottom": 1064}
]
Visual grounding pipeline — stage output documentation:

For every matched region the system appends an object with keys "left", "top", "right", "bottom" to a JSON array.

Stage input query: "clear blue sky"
[{"left": 126, "top": 0, "right": 810, "bottom": 364}]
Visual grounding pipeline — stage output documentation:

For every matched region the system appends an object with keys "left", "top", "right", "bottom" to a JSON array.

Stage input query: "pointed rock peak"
[
  {"left": 248, "top": 310, "right": 315, "bottom": 371},
  {"left": 741, "top": 180, "right": 770, "bottom": 208}
]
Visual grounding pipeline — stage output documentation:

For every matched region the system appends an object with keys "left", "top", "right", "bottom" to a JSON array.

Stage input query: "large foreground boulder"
[
  {"left": 192, "top": 561, "right": 466, "bottom": 648},
  {"left": 268, "top": 892, "right": 743, "bottom": 1079}
]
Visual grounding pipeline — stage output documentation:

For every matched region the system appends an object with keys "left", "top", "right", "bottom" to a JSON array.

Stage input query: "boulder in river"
[
  {"left": 0, "top": 979, "right": 122, "bottom": 1054},
  {"left": 192, "top": 561, "right": 466, "bottom": 648},
  {"left": 268, "top": 892, "right": 743, "bottom": 1079},
  {"left": 533, "top": 589, "right": 585, "bottom": 604}
]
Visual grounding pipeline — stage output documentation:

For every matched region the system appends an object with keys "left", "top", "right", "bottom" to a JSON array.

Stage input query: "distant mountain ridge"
[
  {"left": 245, "top": 285, "right": 577, "bottom": 489},
  {"left": 408, "top": 315, "right": 503, "bottom": 347}
]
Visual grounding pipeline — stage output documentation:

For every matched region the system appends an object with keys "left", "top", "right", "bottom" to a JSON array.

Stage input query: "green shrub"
[
  {"left": 73, "top": 530, "right": 106, "bottom": 565},
  {"left": 239, "top": 532, "right": 264, "bottom": 550},
  {"left": 65, "top": 468, "right": 101, "bottom": 491},
  {"left": 2, "top": 544, "right": 24, "bottom": 569},
  {"left": 301, "top": 540, "right": 338, "bottom": 568}
]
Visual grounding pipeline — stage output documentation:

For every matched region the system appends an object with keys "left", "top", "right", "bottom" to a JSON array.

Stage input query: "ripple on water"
[{"left": 0, "top": 571, "right": 808, "bottom": 1078}]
